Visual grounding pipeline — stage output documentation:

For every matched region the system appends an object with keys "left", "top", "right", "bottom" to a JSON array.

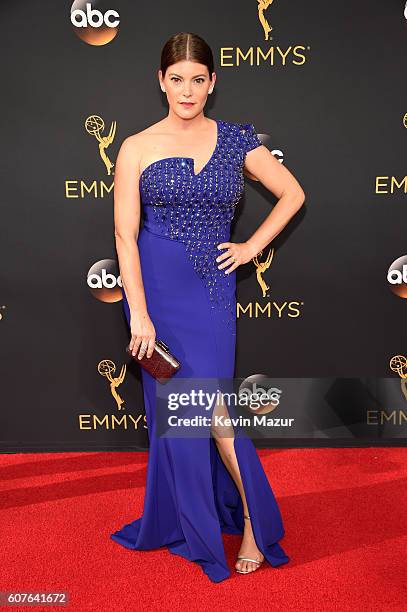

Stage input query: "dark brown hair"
[{"left": 160, "top": 32, "right": 214, "bottom": 80}]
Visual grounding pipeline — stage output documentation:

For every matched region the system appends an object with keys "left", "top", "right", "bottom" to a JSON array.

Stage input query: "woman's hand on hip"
[
  {"left": 129, "top": 311, "right": 156, "bottom": 359},
  {"left": 215, "top": 241, "right": 258, "bottom": 274}
]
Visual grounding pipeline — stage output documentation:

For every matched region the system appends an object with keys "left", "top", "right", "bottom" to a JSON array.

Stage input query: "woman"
[{"left": 111, "top": 31, "right": 305, "bottom": 582}]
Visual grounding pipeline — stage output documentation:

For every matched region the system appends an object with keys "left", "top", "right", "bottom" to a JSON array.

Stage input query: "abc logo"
[
  {"left": 71, "top": 1, "right": 120, "bottom": 46},
  {"left": 387, "top": 255, "right": 407, "bottom": 298},
  {"left": 87, "top": 259, "right": 123, "bottom": 303},
  {"left": 238, "top": 374, "right": 282, "bottom": 415}
]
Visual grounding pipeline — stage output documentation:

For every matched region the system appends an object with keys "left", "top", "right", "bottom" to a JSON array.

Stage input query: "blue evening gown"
[{"left": 110, "top": 119, "right": 290, "bottom": 582}]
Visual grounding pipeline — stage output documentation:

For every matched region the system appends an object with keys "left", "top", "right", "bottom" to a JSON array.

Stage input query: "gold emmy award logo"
[
  {"left": 253, "top": 248, "right": 274, "bottom": 297},
  {"left": 220, "top": 0, "right": 310, "bottom": 68},
  {"left": 98, "top": 359, "right": 126, "bottom": 410},
  {"left": 389, "top": 354, "right": 407, "bottom": 401},
  {"left": 85, "top": 115, "right": 116, "bottom": 175},
  {"left": 257, "top": 0, "right": 275, "bottom": 41}
]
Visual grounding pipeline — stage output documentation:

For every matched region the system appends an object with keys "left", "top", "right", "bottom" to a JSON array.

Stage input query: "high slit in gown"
[{"left": 110, "top": 118, "right": 290, "bottom": 582}]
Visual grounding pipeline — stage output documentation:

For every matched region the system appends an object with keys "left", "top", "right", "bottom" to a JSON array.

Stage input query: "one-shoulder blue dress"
[{"left": 110, "top": 118, "right": 290, "bottom": 582}]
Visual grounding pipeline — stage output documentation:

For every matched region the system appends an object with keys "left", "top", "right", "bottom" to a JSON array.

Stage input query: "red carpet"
[{"left": 0, "top": 448, "right": 406, "bottom": 611}]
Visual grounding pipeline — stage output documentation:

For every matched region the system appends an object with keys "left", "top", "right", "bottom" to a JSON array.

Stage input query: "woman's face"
[{"left": 158, "top": 60, "right": 215, "bottom": 118}]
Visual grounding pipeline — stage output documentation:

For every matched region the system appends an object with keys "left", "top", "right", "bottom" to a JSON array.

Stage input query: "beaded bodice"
[{"left": 139, "top": 119, "right": 262, "bottom": 332}]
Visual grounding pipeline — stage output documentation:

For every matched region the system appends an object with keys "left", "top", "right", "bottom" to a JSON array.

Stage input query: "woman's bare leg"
[{"left": 211, "top": 397, "right": 264, "bottom": 573}]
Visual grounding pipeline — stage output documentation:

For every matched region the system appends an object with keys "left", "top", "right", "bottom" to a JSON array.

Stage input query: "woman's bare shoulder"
[{"left": 123, "top": 120, "right": 167, "bottom": 147}]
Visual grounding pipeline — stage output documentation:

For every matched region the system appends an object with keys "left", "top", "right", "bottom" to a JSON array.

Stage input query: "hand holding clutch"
[{"left": 126, "top": 339, "right": 181, "bottom": 383}]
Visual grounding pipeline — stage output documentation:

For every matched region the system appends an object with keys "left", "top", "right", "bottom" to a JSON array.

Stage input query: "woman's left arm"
[
  {"left": 216, "top": 145, "right": 306, "bottom": 272},
  {"left": 244, "top": 144, "right": 305, "bottom": 255}
]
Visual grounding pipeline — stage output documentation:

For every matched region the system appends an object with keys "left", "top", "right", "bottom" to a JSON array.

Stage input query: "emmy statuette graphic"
[
  {"left": 85, "top": 115, "right": 116, "bottom": 175},
  {"left": 98, "top": 359, "right": 126, "bottom": 410},
  {"left": 389, "top": 354, "right": 407, "bottom": 402},
  {"left": 257, "top": 0, "right": 275, "bottom": 41},
  {"left": 253, "top": 248, "right": 274, "bottom": 298}
]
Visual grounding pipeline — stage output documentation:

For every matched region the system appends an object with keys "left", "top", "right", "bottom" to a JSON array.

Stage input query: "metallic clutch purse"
[{"left": 126, "top": 339, "right": 181, "bottom": 383}]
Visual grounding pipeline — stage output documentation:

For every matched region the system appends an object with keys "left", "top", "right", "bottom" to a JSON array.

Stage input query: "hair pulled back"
[{"left": 160, "top": 32, "right": 214, "bottom": 79}]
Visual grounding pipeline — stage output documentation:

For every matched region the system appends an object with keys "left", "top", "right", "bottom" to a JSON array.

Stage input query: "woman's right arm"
[{"left": 113, "top": 136, "right": 156, "bottom": 360}]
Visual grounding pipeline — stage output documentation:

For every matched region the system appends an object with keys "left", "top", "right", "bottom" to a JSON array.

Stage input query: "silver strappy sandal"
[{"left": 235, "top": 514, "right": 265, "bottom": 574}]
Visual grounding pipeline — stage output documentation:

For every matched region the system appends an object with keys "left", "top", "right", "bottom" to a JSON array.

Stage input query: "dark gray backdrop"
[{"left": 1, "top": 0, "right": 406, "bottom": 451}]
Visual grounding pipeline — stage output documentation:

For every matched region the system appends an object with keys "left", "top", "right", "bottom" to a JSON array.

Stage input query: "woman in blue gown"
[{"left": 111, "top": 32, "right": 305, "bottom": 583}]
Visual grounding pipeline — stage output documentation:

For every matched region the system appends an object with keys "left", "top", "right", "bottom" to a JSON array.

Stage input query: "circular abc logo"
[
  {"left": 87, "top": 259, "right": 123, "bottom": 302},
  {"left": 238, "top": 374, "right": 282, "bottom": 415},
  {"left": 387, "top": 255, "right": 407, "bottom": 298},
  {"left": 71, "top": 1, "right": 120, "bottom": 45}
]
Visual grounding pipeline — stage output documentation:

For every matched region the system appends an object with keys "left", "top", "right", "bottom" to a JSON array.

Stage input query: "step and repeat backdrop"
[{"left": 1, "top": 0, "right": 406, "bottom": 451}]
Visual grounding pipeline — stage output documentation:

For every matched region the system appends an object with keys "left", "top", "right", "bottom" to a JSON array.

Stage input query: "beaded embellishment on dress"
[{"left": 139, "top": 119, "right": 263, "bottom": 334}]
